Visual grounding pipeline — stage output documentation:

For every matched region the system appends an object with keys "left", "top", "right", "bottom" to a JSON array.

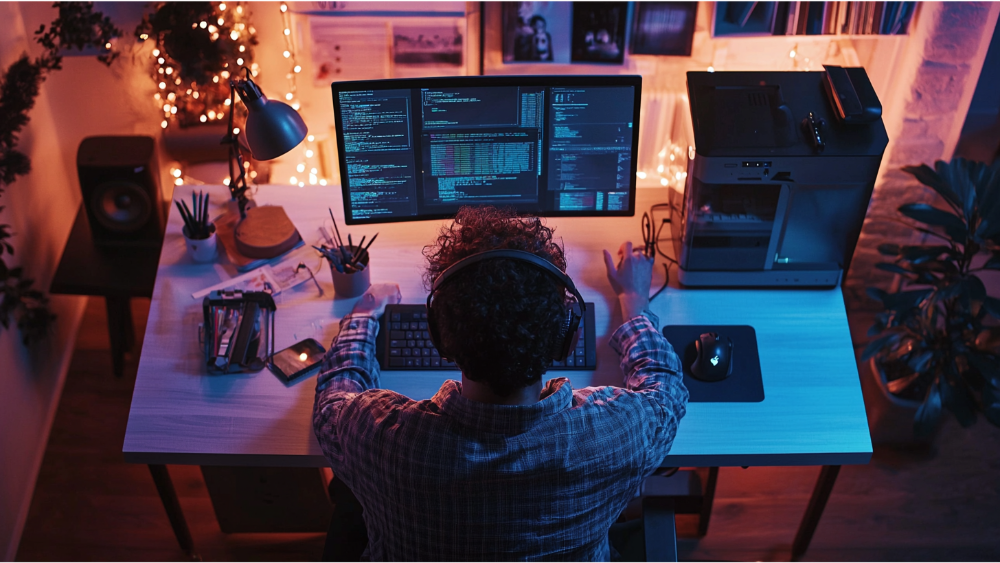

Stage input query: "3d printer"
[{"left": 671, "top": 66, "right": 889, "bottom": 287}]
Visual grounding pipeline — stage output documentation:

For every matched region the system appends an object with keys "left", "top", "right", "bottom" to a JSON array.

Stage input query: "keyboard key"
[
  {"left": 402, "top": 349, "right": 411, "bottom": 356},
  {"left": 391, "top": 322, "right": 400, "bottom": 330},
  {"left": 575, "top": 357, "right": 586, "bottom": 367},
  {"left": 422, "top": 331, "right": 430, "bottom": 339},
  {"left": 389, "top": 358, "right": 405, "bottom": 367},
  {"left": 422, "top": 349, "right": 432, "bottom": 357},
  {"left": 405, "top": 331, "right": 414, "bottom": 339},
  {"left": 430, "top": 348, "right": 439, "bottom": 357},
  {"left": 407, "top": 340, "right": 416, "bottom": 347},
  {"left": 391, "top": 313, "right": 401, "bottom": 322},
  {"left": 401, "top": 322, "right": 410, "bottom": 330},
  {"left": 390, "top": 340, "right": 403, "bottom": 348},
  {"left": 389, "top": 349, "right": 401, "bottom": 356},
  {"left": 391, "top": 331, "right": 405, "bottom": 340},
  {"left": 432, "top": 359, "right": 441, "bottom": 367},
  {"left": 405, "top": 358, "right": 416, "bottom": 367},
  {"left": 421, "top": 358, "right": 431, "bottom": 367},
  {"left": 418, "top": 322, "right": 428, "bottom": 330}
]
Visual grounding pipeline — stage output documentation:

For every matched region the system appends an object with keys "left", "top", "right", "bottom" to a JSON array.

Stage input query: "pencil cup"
[
  {"left": 329, "top": 245, "right": 370, "bottom": 298},
  {"left": 183, "top": 224, "right": 217, "bottom": 263}
]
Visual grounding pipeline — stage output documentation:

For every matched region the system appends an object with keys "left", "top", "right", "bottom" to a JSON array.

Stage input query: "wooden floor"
[{"left": 15, "top": 297, "right": 1000, "bottom": 561}]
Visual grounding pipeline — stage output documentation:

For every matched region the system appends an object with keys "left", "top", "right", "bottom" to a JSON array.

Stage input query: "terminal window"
[{"left": 336, "top": 80, "right": 637, "bottom": 223}]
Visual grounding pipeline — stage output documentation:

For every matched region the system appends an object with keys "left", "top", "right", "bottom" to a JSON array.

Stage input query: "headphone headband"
[{"left": 428, "top": 249, "right": 585, "bottom": 309}]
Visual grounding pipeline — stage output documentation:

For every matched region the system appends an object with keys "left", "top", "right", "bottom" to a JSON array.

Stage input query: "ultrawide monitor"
[{"left": 332, "top": 75, "right": 641, "bottom": 225}]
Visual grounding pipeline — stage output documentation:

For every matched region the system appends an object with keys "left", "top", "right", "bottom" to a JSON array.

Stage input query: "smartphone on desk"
[{"left": 268, "top": 338, "right": 326, "bottom": 383}]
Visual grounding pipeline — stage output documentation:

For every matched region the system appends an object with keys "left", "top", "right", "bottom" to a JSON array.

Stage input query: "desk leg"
[
  {"left": 105, "top": 296, "right": 134, "bottom": 378},
  {"left": 698, "top": 466, "right": 719, "bottom": 537},
  {"left": 148, "top": 464, "right": 198, "bottom": 560},
  {"left": 791, "top": 465, "right": 841, "bottom": 562}
]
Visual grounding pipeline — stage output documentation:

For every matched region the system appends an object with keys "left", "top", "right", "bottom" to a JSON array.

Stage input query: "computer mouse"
[{"left": 690, "top": 332, "right": 733, "bottom": 382}]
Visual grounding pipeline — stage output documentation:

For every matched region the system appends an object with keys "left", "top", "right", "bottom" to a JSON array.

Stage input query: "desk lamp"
[{"left": 224, "top": 68, "right": 307, "bottom": 259}]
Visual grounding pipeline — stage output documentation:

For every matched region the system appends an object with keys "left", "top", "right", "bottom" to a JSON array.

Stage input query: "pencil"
[
  {"left": 355, "top": 232, "right": 378, "bottom": 265},
  {"left": 328, "top": 208, "right": 349, "bottom": 262}
]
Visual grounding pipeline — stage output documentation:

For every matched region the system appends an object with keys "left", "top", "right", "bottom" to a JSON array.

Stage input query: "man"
[{"left": 313, "top": 206, "right": 688, "bottom": 561}]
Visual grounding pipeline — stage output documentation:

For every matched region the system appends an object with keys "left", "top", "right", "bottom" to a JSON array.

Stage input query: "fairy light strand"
[{"left": 280, "top": 3, "right": 328, "bottom": 187}]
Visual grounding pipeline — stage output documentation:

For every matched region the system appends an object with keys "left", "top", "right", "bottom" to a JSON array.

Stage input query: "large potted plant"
[{"left": 863, "top": 158, "right": 1000, "bottom": 440}]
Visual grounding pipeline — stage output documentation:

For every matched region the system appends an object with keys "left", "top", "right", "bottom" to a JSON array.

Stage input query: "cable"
[{"left": 646, "top": 201, "right": 681, "bottom": 303}]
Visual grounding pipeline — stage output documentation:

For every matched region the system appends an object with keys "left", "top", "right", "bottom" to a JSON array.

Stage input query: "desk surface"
[{"left": 124, "top": 185, "right": 872, "bottom": 467}]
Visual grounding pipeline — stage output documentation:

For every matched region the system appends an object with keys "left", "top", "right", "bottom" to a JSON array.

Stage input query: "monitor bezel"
[{"left": 331, "top": 74, "right": 642, "bottom": 225}]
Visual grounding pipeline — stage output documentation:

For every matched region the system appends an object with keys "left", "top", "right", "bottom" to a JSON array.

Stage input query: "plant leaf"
[
  {"left": 883, "top": 289, "right": 934, "bottom": 313},
  {"left": 876, "top": 262, "right": 913, "bottom": 275},
  {"left": 906, "top": 350, "right": 935, "bottom": 374},
  {"left": 940, "top": 375, "right": 976, "bottom": 428},
  {"left": 902, "top": 163, "right": 962, "bottom": 211},
  {"left": 886, "top": 372, "right": 919, "bottom": 394},
  {"left": 898, "top": 203, "right": 968, "bottom": 242},
  {"left": 900, "top": 245, "right": 956, "bottom": 264},
  {"left": 877, "top": 243, "right": 901, "bottom": 256},
  {"left": 984, "top": 252, "right": 1000, "bottom": 271},
  {"left": 941, "top": 158, "right": 980, "bottom": 222},
  {"left": 914, "top": 382, "right": 943, "bottom": 438},
  {"left": 866, "top": 287, "right": 889, "bottom": 304},
  {"left": 862, "top": 331, "right": 903, "bottom": 362}
]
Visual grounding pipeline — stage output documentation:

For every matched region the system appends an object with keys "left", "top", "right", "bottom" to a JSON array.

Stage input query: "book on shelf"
[{"left": 713, "top": 1, "right": 915, "bottom": 37}]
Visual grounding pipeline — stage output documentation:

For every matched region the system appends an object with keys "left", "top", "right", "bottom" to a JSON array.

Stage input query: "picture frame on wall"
[
  {"left": 712, "top": 2, "right": 779, "bottom": 37},
  {"left": 570, "top": 2, "right": 628, "bottom": 64},
  {"left": 629, "top": 2, "right": 698, "bottom": 56},
  {"left": 502, "top": 2, "right": 572, "bottom": 64}
]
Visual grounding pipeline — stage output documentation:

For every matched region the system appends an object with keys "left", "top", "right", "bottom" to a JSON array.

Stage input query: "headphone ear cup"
[
  {"left": 426, "top": 301, "right": 451, "bottom": 361},
  {"left": 552, "top": 307, "right": 582, "bottom": 362}
]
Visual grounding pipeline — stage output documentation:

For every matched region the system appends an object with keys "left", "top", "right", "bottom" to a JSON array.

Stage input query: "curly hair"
[{"left": 423, "top": 206, "right": 568, "bottom": 397}]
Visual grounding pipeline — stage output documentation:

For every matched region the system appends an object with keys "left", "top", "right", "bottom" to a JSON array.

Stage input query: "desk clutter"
[{"left": 201, "top": 290, "right": 276, "bottom": 374}]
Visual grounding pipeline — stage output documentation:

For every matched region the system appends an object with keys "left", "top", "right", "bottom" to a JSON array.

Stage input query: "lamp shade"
[{"left": 235, "top": 78, "right": 308, "bottom": 161}]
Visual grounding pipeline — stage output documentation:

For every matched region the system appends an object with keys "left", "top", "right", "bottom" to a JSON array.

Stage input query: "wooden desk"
[{"left": 125, "top": 185, "right": 871, "bottom": 558}]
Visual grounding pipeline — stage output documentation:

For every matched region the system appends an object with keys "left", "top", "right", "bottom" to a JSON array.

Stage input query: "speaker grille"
[{"left": 89, "top": 181, "right": 153, "bottom": 232}]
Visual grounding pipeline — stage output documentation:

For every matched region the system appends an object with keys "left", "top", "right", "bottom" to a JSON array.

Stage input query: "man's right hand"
[{"left": 603, "top": 241, "right": 654, "bottom": 322}]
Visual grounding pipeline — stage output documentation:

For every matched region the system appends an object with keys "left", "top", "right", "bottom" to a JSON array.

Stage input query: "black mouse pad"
[{"left": 661, "top": 325, "right": 764, "bottom": 403}]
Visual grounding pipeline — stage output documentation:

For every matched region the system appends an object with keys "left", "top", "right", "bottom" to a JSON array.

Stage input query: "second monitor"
[{"left": 332, "top": 75, "right": 641, "bottom": 225}]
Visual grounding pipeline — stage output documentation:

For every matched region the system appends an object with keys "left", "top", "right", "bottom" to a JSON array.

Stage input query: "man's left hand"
[{"left": 351, "top": 283, "right": 402, "bottom": 319}]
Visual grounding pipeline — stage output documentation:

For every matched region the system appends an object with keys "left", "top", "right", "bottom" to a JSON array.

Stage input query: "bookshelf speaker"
[{"left": 77, "top": 135, "right": 165, "bottom": 246}]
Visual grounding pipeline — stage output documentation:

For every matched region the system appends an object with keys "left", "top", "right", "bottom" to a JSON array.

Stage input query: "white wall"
[{"left": 0, "top": 3, "right": 164, "bottom": 559}]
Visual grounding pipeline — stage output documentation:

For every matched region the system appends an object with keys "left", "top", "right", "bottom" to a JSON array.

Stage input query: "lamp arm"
[{"left": 224, "top": 81, "right": 251, "bottom": 219}]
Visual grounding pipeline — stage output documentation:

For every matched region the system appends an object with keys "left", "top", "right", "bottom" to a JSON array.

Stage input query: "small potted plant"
[{"left": 863, "top": 158, "right": 1000, "bottom": 440}]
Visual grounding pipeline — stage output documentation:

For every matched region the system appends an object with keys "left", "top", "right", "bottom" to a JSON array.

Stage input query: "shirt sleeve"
[
  {"left": 312, "top": 314, "right": 381, "bottom": 470},
  {"left": 609, "top": 313, "right": 689, "bottom": 474}
]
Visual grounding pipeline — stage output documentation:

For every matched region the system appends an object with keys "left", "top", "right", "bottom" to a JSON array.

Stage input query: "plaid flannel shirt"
[{"left": 313, "top": 311, "right": 688, "bottom": 561}]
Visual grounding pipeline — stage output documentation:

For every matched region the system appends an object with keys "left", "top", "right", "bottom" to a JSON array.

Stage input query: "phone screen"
[{"left": 270, "top": 338, "right": 326, "bottom": 382}]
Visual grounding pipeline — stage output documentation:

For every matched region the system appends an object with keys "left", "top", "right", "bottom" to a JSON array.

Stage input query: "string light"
[
  {"left": 279, "top": 3, "right": 329, "bottom": 187},
  {"left": 144, "top": 2, "right": 255, "bottom": 132}
]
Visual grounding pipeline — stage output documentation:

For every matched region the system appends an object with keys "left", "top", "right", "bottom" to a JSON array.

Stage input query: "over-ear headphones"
[{"left": 426, "top": 249, "right": 585, "bottom": 363}]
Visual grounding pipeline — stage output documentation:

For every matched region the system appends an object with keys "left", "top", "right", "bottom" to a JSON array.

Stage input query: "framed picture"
[
  {"left": 712, "top": 2, "right": 779, "bottom": 37},
  {"left": 502, "top": 2, "right": 572, "bottom": 63},
  {"left": 570, "top": 2, "right": 628, "bottom": 64},
  {"left": 630, "top": 2, "right": 698, "bottom": 56}
]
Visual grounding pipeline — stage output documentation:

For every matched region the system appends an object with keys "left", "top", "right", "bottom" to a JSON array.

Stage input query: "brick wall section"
[{"left": 844, "top": 2, "right": 995, "bottom": 312}]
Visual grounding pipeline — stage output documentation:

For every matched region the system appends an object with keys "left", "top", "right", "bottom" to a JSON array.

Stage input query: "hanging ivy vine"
[{"left": 0, "top": 2, "right": 119, "bottom": 344}]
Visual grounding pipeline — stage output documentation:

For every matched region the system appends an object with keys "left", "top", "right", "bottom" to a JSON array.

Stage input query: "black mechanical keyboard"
[{"left": 376, "top": 303, "right": 597, "bottom": 371}]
